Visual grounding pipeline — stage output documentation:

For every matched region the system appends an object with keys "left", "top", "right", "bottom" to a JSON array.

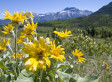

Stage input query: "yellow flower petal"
[
  {"left": 32, "top": 61, "right": 39, "bottom": 72},
  {"left": 54, "top": 28, "right": 72, "bottom": 38}
]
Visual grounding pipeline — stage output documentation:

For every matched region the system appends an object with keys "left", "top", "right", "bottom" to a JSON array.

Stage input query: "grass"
[{"left": 67, "top": 54, "right": 112, "bottom": 82}]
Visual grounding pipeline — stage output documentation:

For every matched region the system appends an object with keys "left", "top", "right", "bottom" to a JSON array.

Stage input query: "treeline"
[
  {"left": 84, "top": 27, "right": 112, "bottom": 39},
  {"left": 38, "top": 14, "right": 112, "bottom": 28}
]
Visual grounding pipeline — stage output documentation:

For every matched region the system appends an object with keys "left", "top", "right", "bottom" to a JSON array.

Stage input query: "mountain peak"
[
  {"left": 64, "top": 7, "right": 79, "bottom": 11},
  {"left": 33, "top": 7, "right": 92, "bottom": 22}
]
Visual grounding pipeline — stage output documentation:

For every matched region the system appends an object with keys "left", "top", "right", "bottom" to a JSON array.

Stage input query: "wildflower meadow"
[{"left": 0, "top": 10, "right": 111, "bottom": 82}]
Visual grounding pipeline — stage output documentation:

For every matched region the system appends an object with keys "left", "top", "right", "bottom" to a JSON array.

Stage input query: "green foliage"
[
  {"left": 57, "top": 70, "right": 99, "bottom": 82},
  {"left": 0, "top": 61, "right": 7, "bottom": 70},
  {"left": 63, "top": 34, "right": 112, "bottom": 56},
  {"left": 0, "top": 74, "right": 11, "bottom": 82},
  {"left": 38, "top": 14, "right": 112, "bottom": 28},
  {"left": 16, "top": 69, "right": 33, "bottom": 82}
]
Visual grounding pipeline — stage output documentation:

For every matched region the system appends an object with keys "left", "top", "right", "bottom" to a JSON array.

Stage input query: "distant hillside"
[
  {"left": 91, "top": 2, "right": 112, "bottom": 15},
  {"left": 0, "top": 19, "right": 10, "bottom": 25},
  {"left": 38, "top": 2, "right": 112, "bottom": 28},
  {"left": 38, "top": 15, "right": 112, "bottom": 28}
]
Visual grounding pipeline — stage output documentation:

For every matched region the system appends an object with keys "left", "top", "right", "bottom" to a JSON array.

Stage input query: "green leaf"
[
  {"left": 16, "top": 69, "right": 33, "bottom": 82},
  {"left": 57, "top": 61, "right": 71, "bottom": 70},
  {"left": 41, "top": 78, "right": 49, "bottom": 82},
  {"left": 57, "top": 65, "right": 70, "bottom": 70},
  {"left": 0, "top": 61, "right": 7, "bottom": 69},
  {"left": 70, "top": 74, "right": 99, "bottom": 82},
  {"left": 57, "top": 61, "right": 73, "bottom": 74},
  {"left": 21, "top": 69, "right": 33, "bottom": 76},
  {"left": 57, "top": 70, "right": 71, "bottom": 82},
  {"left": 5, "top": 74, "right": 11, "bottom": 82},
  {"left": 65, "top": 67, "right": 73, "bottom": 74},
  {"left": 57, "top": 70, "right": 99, "bottom": 82},
  {"left": 69, "top": 74, "right": 84, "bottom": 82},
  {"left": 6, "top": 63, "right": 13, "bottom": 71},
  {"left": 47, "top": 74, "right": 54, "bottom": 82},
  {"left": 0, "top": 74, "right": 11, "bottom": 82},
  {"left": 77, "top": 75, "right": 99, "bottom": 82}
]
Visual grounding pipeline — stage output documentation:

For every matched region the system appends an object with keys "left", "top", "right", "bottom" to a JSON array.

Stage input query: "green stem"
[
  {"left": 1, "top": 69, "right": 4, "bottom": 82},
  {"left": 15, "top": 25, "right": 17, "bottom": 65},
  {"left": 55, "top": 63, "right": 58, "bottom": 82},
  {"left": 8, "top": 45, "right": 13, "bottom": 54},
  {"left": 39, "top": 69, "right": 43, "bottom": 82},
  {"left": 15, "top": 26, "right": 20, "bottom": 76},
  {"left": 35, "top": 71, "right": 38, "bottom": 82},
  {"left": 97, "top": 69, "right": 103, "bottom": 76}
]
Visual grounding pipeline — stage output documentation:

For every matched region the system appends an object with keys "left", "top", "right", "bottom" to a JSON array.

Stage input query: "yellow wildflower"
[
  {"left": 2, "top": 24, "right": 14, "bottom": 36},
  {"left": 102, "top": 62, "right": 109, "bottom": 71},
  {"left": 72, "top": 49, "right": 83, "bottom": 57},
  {"left": 72, "top": 49, "right": 86, "bottom": 63},
  {"left": 0, "top": 37, "right": 4, "bottom": 52},
  {"left": 28, "top": 12, "right": 33, "bottom": 17},
  {"left": 0, "top": 38, "right": 10, "bottom": 51},
  {"left": 3, "top": 10, "right": 27, "bottom": 24},
  {"left": 20, "top": 21, "right": 38, "bottom": 41},
  {"left": 50, "top": 40, "right": 65, "bottom": 62},
  {"left": 23, "top": 37, "right": 51, "bottom": 72},
  {"left": 0, "top": 46, "right": 4, "bottom": 52},
  {"left": 13, "top": 53, "right": 24, "bottom": 59},
  {"left": 17, "top": 33, "right": 26, "bottom": 44},
  {"left": 77, "top": 57, "right": 86, "bottom": 63},
  {"left": 17, "top": 39, "right": 24, "bottom": 44},
  {"left": 53, "top": 28, "right": 73, "bottom": 38}
]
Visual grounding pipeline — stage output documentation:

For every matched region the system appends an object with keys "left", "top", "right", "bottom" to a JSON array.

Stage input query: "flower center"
[
  {"left": 53, "top": 50, "right": 58, "bottom": 56},
  {"left": 36, "top": 51, "right": 43, "bottom": 59},
  {"left": 26, "top": 29, "right": 32, "bottom": 35},
  {"left": 12, "top": 20, "right": 19, "bottom": 25}
]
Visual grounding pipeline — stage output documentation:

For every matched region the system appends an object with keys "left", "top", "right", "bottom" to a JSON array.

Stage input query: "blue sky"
[{"left": 0, "top": 0, "right": 112, "bottom": 18}]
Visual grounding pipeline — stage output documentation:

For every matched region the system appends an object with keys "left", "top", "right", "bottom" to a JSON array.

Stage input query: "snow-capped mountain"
[{"left": 33, "top": 7, "right": 92, "bottom": 22}]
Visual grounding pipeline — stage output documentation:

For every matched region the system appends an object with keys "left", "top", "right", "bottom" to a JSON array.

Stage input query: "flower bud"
[
  {"left": 10, "top": 30, "right": 15, "bottom": 38},
  {"left": 28, "top": 17, "right": 33, "bottom": 23},
  {"left": 6, "top": 44, "right": 13, "bottom": 53},
  {"left": 69, "top": 56, "right": 72, "bottom": 59},
  {"left": 24, "top": 20, "right": 28, "bottom": 25},
  {"left": 102, "top": 62, "right": 109, "bottom": 71},
  {"left": 55, "top": 74, "right": 58, "bottom": 78},
  {"left": 6, "top": 44, "right": 10, "bottom": 48},
  {"left": 101, "top": 64, "right": 106, "bottom": 70}
]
